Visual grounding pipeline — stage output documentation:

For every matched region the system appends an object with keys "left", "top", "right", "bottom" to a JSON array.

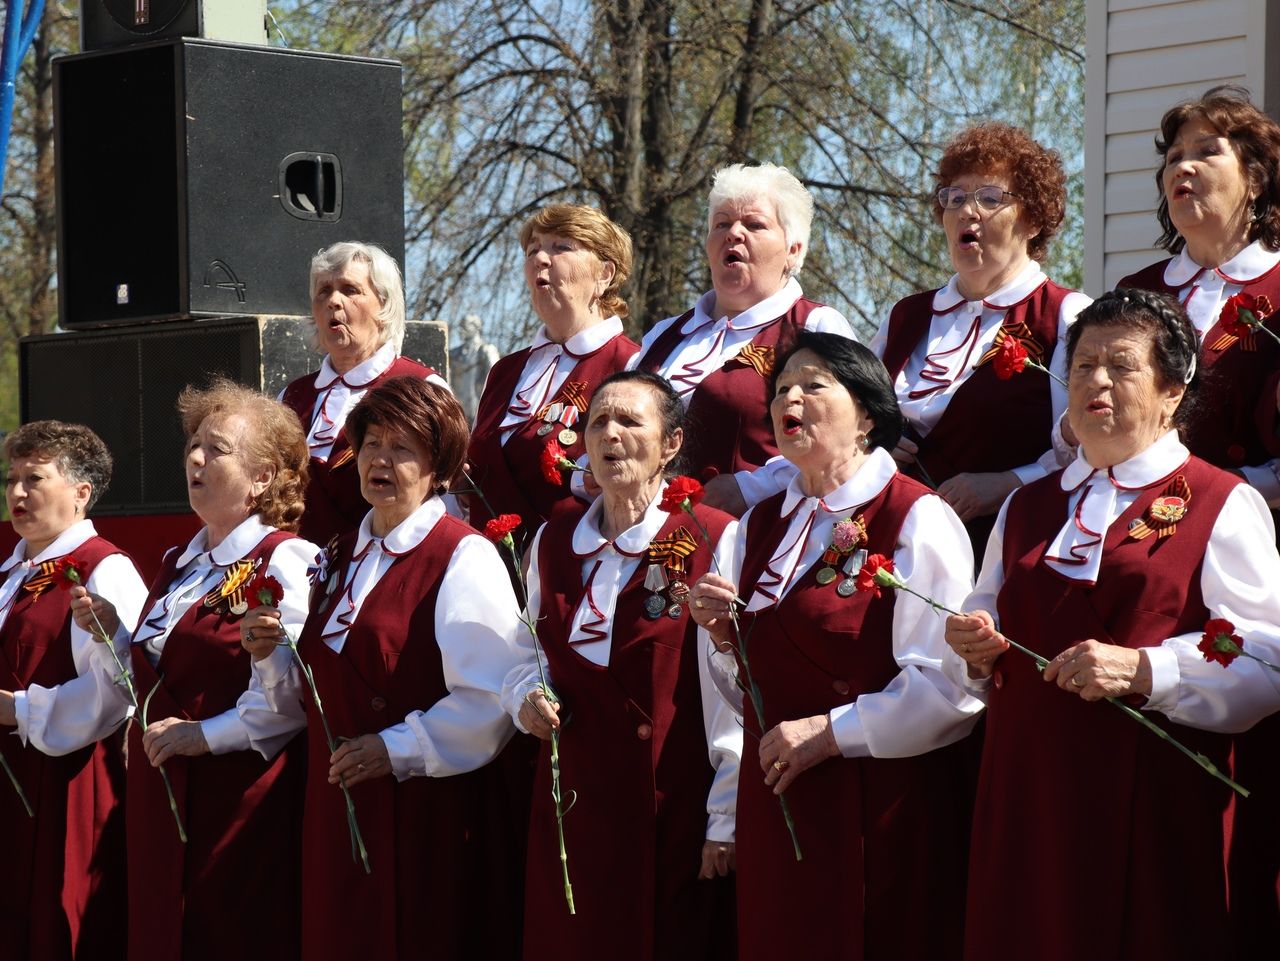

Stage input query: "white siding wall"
[{"left": 1083, "top": 0, "right": 1275, "bottom": 294}]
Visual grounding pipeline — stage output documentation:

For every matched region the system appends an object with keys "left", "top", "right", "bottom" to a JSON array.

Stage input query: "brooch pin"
[
  {"left": 816, "top": 515, "right": 869, "bottom": 586},
  {"left": 1127, "top": 475, "right": 1191, "bottom": 541}
]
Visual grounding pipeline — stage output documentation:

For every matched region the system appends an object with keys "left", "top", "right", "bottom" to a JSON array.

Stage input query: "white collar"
[
  {"left": 1163, "top": 240, "right": 1280, "bottom": 287},
  {"left": 176, "top": 514, "right": 278, "bottom": 568},
  {"left": 527, "top": 316, "right": 624, "bottom": 357},
  {"left": 572, "top": 484, "right": 673, "bottom": 558},
  {"left": 683, "top": 277, "right": 805, "bottom": 334},
  {"left": 932, "top": 260, "right": 1046, "bottom": 313},
  {"left": 1061, "top": 430, "right": 1189, "bottom": 492},
  {"left": 315, "top": 341, "right": 398, "bottom": 390},
  {"left": 778, "top": 446, "right": 898, "bottom": 517},
  {"left": 354, "top": 496, "right": 445, "bottom": 557},
  {"left": 0, "top": 519, "right": 99, "bottom": 574}
]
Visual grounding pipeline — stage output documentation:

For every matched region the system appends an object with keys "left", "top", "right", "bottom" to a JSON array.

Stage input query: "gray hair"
[
  {"left": 706, "top": 163, "right": 814, "bottom": 276},
  {"left": 309, "top": 241, "right": 407, "bottom": 353}
]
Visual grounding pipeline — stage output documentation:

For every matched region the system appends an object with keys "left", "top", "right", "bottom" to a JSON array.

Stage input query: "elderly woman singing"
[
  {"left": 690, "top": 332, "right": 983, "bottom": 961},
  {"left": 946, "top": 289, "right": 1280, "bottom": 961}
]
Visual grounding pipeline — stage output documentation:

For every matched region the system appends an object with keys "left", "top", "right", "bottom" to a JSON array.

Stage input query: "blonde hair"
[
  {"left": 518, "top": 204, "right": 634, "bottom": 319},
  {"left": 177, "top": 378, "right": 309, "bottom": 532}
]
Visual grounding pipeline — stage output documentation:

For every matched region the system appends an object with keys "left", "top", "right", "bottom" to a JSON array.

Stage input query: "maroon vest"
[
  {"left": 638, "top": 300, "right": 819, "bottom": 479},
  {"left": 880, "top": 279, "right": 1071, "bottom": 486},
  {"left": 732, "top": 475, "right": 969, "bottom": 961},
  {"left": 281, "top": 356, "right": 437, "bottom": 545},
  {"left": 963, "top": 457, "right": 1238, "bottom": 961},
  {"left": 0, "top": 536, "right": 130, "bottom": 961},
  {"left": 126, "top": 529, "right": 304, "bottom": 961},
  {"left": 1120, "top": 259, "right": 1280, "bottom": 469},
  {"left": 466, "top": 332, "right": 639, "bottom": 540},
  {"left": 524, "top": 503, "right": 732, "bottom": 961},
  {"left": 297, "top": 514, "right": 498, "bottom": 961}
]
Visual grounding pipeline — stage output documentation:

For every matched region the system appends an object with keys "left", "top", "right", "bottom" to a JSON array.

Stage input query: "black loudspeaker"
[
  {"left": 80, "top": 0, "right": 267, "bottom": 52},
  {"left": 22, "top": 318, "right": 281, "bottom": 513},
  {"left": 54, "top": 39, "right": 404, "bottom": 328}
]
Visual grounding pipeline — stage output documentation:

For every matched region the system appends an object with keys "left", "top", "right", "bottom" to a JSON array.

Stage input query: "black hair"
[
  {"left": 1066, "top": 288, "right": 1199, "bottom": 428},
  {"left": 587, "top": 369, "right": 687, "bottom": 477},
  {"left": 771, "top": 331, "right": 903, "bottom": 451}
]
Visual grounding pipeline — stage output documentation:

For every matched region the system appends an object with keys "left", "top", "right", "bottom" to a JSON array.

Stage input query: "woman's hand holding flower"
[
  {"left": 944, "top": 610, "right": 1009, "bottom": 678},
  {"left": 329, "top": 733, "right": 391, "bottom": 787},
  {"left": 1044, "top": 640, "right": 1152, "bottom": 702},
  {"left": 760, "top": 716, "right": 840, "bottom": 795},
  {"left": 240, "top": 605, "right": 285, "bottom": 662},
  {"left": 142, "top": 717, "right": 210, "bottom": 767},
  {"left": 689, "top": 573, "right": 739, "bottom": 651},
  {"left": 519, "top": 690, "right": 562, "bottom": 741},
  {"left": 69, "top": 585, "right": 120, "bottom": 640}
]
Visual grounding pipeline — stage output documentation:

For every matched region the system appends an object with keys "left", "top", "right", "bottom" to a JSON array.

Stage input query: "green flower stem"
[
  {"left": 1216, "top": 638, "right": 1280, "bottom": 674},
  {"left": 0, "top": 750, "right": 31, "bottom": 817},
  {"left": 140, "top": 681, "right": 188, "bottom": 843},
  {"left": 882, "top": 574, "right": 1249, "bottom": 798},
  {"left": 1243, "top": 315, "right": 1280, "bottom": 348},
  {"left": 499, "top": 535, "right": 575, "bottom": 915},
  {"left": 1026, "top": 359, "right": 1068, "bottom": 389},
  {"left": 282, "top": 635, "right": 370, "bottom": 874},
  {"left": 682, "top": 503, "right": 803, "bottom": 861}
]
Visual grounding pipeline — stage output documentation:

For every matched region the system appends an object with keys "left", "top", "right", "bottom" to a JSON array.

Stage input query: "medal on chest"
[
  {"left": 1127, "top": 475, "right": 1191, "bottom": 541},
  {"left": 816, "top": 514, "right": 868, "bottom": 590},
  {"left": 644, "top": 526, "right": 698, "bottom": 620},
  {"left": 202, "top": 557, "right": 261, "bottom": 616},
  {"left": 536, "top": 381, "right": 589, "bottom": 444}
]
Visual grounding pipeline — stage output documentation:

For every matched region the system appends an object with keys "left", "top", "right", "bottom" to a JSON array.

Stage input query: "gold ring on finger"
[{"left": 1072, "top": 676, "right": 1084, "bottom": 688}]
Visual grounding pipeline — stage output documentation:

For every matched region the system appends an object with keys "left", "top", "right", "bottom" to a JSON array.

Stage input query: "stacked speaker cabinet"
[
  {"left": 54, "top": 38, "right": 405, "bottom": 328},
  {"left": 80, "top": 0, "right": 268, "bottom": 52}
]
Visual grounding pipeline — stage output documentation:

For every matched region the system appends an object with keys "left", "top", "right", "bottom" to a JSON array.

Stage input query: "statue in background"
[{"left": 449, "top": 313, "right": 499, "bottom": 422}]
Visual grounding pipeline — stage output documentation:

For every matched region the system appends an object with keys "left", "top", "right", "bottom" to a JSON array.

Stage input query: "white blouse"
[
  {"left": 1153, "top": 241, "right": 1280, "bottom": 505},
  {"left": 250, "top": 497, "right": 523, "bottom": 779},
  {"left": 628, "top": 278, "right": 856, "bottom": 399},
  {"left": 1, "top": 520, "right": 147, "bottom": 756},
  {"left": 287, "top": 341, "right": 450, "bottom": 463},
  {"left": 115, "top": 515, "right": 318, "bottom": 758},
  {"left": 965, "top": 433, "right": 1280, "bottom": 732},
  {"left": 501, "top": 485, "right": 742, "bottom": 843},
  {"left": 492, "top": 317, "right": 624, "bottom": 444},
  {"left": 705, "top": 447, "right": 984, "bottom": 761}
]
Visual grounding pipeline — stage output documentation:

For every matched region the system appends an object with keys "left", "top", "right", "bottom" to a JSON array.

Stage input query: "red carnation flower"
[
  {"left": 246, "top": 570, "right": 285, "bottom": 608},
  {"left": 484, "top": 514, "right": 522, "bottom": 543},
  {"left": 541, "top": 439, "right": 572, "bottom": 485},
  {"left": 53, "top": 555, "right": 85, "bottom": 590},
  {"left": 1220, "top": 292, "right": 1260, "bottom": 339},
  {"left": 1199, "top": 617, "right": 1244, "bottom": 668},
  {"left": 993, "top": 336, "right": 1029, "bottom": 380},
  {"left": 659, "top": 476, "right": 705, "bottom": 514},
  {"left": 855, "top": 553, "right": 895, "bottom": 598}
]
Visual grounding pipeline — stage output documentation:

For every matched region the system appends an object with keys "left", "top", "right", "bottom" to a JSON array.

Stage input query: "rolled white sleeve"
[
  {"left": 806, "top": 304, "right": 859, "bottom": 340},
  {"left": 15, "top": 554, "right": 148, "bottom": 756},
  {"left": 733, "top": 457, "right": 798, "bottom": 510},
  {"left": 381, "top": 534, "right": 519, "bottom": 779},
  {"left": 827, "top": 495, "right": 985, "bottom": 757},
  {"left": 230, "top": 537, "right": 318, "bottom": 758},
  {"left": 1142, "top": 486, "right": 1280, "bottom": 731}
]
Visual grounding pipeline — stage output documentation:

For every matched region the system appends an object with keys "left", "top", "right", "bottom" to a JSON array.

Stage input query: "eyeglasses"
[{"left": 936, "top": 186, "right": 1019, "bottom": 211}]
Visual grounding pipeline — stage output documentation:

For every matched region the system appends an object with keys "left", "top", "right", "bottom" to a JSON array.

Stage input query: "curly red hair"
[{"left": 934, "top": 122, "right": 1067, "bottom": 261}]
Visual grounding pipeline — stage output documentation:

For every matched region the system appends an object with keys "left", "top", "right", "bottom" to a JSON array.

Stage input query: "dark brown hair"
[
  {"left": 5, "top": 420, "right": 113, "bottom": 510},
  {"left": 934, "top": 122, "right": 1067, "bottom": 261},
  {"left": 177, "top": 378, "right": 309, "bottom": 532},
  {"left": 1153, "top": 85, "right": 1280, "bottom": 253},
  {"left": 345, "top": 377, "right": 469, "bottom": 495}
]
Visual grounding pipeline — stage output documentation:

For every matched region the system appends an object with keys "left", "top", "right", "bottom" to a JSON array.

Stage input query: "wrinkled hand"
[
  {"left": 142, "top": 717, "right": 210, "bottom": 767},
  {"left": 582, "top": 470, "right": 602, "bottom": 500},
  {"left": 1044, "top": 640, "right": 1150, "bottom": 702},
  {"left": 240, "top": 605, "right": 286, "bottom": 661},
  {"left": 944, "top": 610, "right": 1008, "bottom": 679},
  {"left": 702, "top": 474, "right": 748, "bottom": 517},
  {"left": 891, "top": 436, "right": 919, "bottom": 468},
  {"left": 689, "top": 573, "right": 739, "bottom": 651},
  {"left": 69, "top": 585, "right": 120, "bottom": 640},
  {"left": 759, "top": 715, "right": 840, "bottom": 795},
  {"left": 698, "top": 840, "right": 736, "bottom": 879},
  {"left": 936, "top": 470, "right": 1020, "bottom": 522},
  {"left": 329, "top": 733, "right": 392, "bottom": 788},
  {"left": 519, "top": 690, "right": 562, "bottom": 741}
]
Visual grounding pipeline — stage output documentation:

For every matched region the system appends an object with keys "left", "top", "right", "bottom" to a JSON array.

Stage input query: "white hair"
[
  {"left": 309, "top": 241, "right": 407, "bottom": 353},
  {"left": 706, "top": 163, "right": 814, "bottom": 275}
]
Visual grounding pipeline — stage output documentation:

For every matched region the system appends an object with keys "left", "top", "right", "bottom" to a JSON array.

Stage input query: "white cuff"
[
  {"left": 828, "top": 702, "right": 869, "bottom": 758},
  {"left": 253, "top": 644, "right": 298, "bottom": 688},
  {"left": 1011, "top": 462, "right": 1046, "bottom": 486},
  {"left": 12, "top": 691, "right": 30, "bottom": 746},
  {"left": 380, "top": 723, "right": 426, "bottom": 781},
  {"left": 1142, "top": 645, "right": 1180, "bottom": 714},
  {"left": 705, "top": 811, "right": 735, "bottom": 843},
  {"left": 501, "top": 672, "right": 547, "bottom": 734},
  {"left": 201, "top": 710, "right": 252, "bottom": 754}
]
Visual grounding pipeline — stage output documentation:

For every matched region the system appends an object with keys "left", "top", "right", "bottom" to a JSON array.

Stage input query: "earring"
[{"left": 858, "top": 434, "right": 870, "bottom": 450}]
